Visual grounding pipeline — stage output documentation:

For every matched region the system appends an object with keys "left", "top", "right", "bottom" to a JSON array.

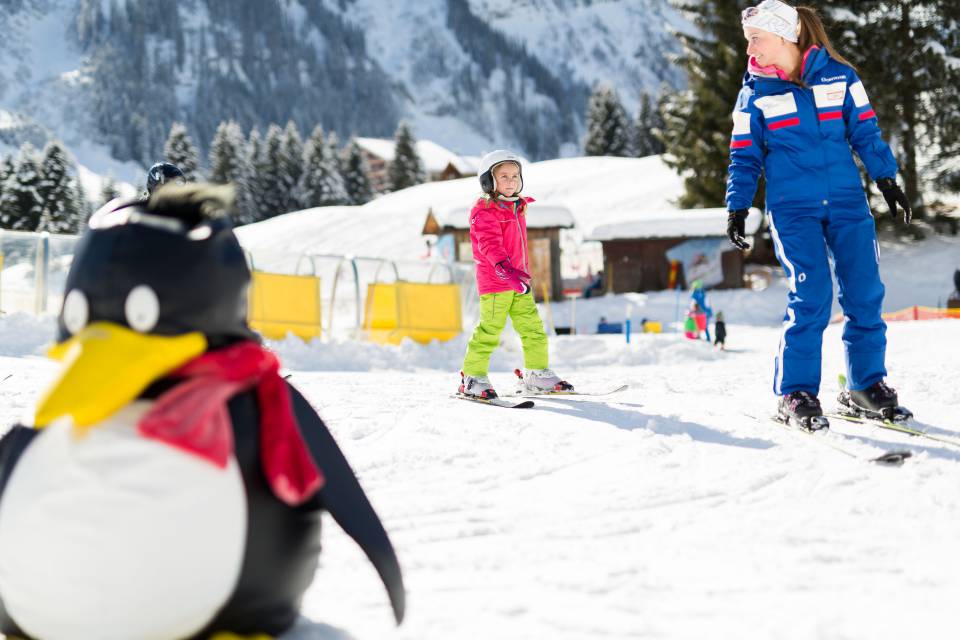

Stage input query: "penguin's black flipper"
[
  {"left": 0, "top": 426, "right": 36, "bottom": 505},
  {"left": 288, "top": 384, "right": 406, "bottom": 625},
  {"left": 0, "top": 426, "right": 37, "bottom": 639}
]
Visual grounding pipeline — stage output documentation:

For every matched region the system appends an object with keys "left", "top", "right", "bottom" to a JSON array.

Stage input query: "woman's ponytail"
[{"left": 796, "top": 6, "right": 856, "bottom": 70}]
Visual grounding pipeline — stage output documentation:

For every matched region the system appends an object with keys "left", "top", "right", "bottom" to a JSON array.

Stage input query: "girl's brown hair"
[{"left": 796, "top": 5, "right": 856, "bottom": 70}]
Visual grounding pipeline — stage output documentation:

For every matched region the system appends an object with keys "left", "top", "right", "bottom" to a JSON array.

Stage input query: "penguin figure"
[{"left": 0, "top": 185, "right": 404, "bottom": 639}]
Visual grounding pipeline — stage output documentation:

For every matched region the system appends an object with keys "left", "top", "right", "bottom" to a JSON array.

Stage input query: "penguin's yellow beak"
[{"left": 34, "top": 322, "right": 207, "bottom": 428}]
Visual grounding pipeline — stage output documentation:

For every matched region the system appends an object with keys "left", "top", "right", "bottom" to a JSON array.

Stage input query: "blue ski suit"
[{"left": 725, "top": 46, "right": 898, "bottom": 396}]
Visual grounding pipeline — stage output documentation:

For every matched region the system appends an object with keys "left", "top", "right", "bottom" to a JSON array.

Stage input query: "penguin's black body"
[
  {"left": 0, "top": 186, "right": 404, "bottom": 639},
  {"left": 189, "top": 384, "right": 405, "bottom": 638}
]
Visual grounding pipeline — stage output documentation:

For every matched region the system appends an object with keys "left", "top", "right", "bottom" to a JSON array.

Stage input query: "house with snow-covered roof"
[
  {"left": 422, "top": 203, "right": 575, "bottom": 302},
  {"left": 586, "top": 207, "right": 765, "bottom": 292},
  {"left": 354, "top": 137, "right": 479, "bottom": 193}
]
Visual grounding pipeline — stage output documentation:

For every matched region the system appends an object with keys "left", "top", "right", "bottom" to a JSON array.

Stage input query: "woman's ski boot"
[{"left": 838, "top": 380, "right": 913, "bottom": 422}]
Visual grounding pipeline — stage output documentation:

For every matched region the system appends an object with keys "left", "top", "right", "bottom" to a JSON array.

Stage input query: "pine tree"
[
  {"left": 584, "top": 85, "right": 631, "bottom": 157},
  {"left": 299, "top": 126, "right": 347, "bottom": 208},
  {"left": 208, "top": 120, "right": 245, "bottom": 185},
  {"left": 324, "top": 132, "right": 347, "bottom": 205},
  {"left": 72, "top": 179, "right": 93, "bottom": 232},
  {"left": 241, "top": 127, "right": 266, "bottom": 224},
  {"left": 209, "top": 120, "right": 252, "bottom": 225},
  {"left": 37, "top": 141, "right": 82, "bottom": 233},
  {"left": 0, "top": 144, "right": 44, "bottom": 231},
  {"left": 163, "top": 122, "right": 200, "bottom": 181},
  {"left": 99, "top": 175, "right": 121, "bottom": 208},
  {"left": 633, "top": 91, "right": 666, "bottom": 157},
  {"left": 387, "top": 121, "right": 424, "bottom": 192},
  {"left": 299, "top": 125, "right": 325, "bottom": 208},
  {"left": 660, "top": 1, "right": 747, "bottom": 208},
  {"left": 258, "top": 124, "right": 288, "bottom": 218},
  {"left": 826, "top": 0, "right": 960, "bottom": 217},
  {"left": 342, "top": 139, "right": 374, "bottom": 206},
  {"left": 279, "top": 121, "right": 305, "bottom": 211},
  {"left": 0, "top": 154, "right": 14, "bottom": 208}
]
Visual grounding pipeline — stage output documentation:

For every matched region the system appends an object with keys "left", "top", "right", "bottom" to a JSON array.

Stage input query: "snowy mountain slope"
[
  {"left": 0, "top": 0, "right": 685, "bottom": 179},
  {"left": 319, "top": 0, "right": 684, "bottom": 157},
  {"left": 0, "top": 0, "right": 144, "bottom": 188},
  {"left": 473, "top": 0, "right": 687, "bottom": 106}
]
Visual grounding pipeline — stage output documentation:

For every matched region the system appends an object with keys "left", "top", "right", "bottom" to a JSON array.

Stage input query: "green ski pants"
[{"left": 462, "top": 291, "right": 549, "bottom": 377}]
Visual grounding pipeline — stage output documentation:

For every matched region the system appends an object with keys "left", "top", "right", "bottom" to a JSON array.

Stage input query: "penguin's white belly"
[{"left": 0, "top": 401, "right": 248, "bottom": 640}]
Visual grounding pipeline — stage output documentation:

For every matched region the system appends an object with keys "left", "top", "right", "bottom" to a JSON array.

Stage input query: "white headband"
[{"left": 742, "top": 0, "right": 800, "bottom": 43}]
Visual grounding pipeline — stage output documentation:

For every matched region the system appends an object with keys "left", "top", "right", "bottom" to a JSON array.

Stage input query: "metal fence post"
[
  {"left": 35, "top": 232, "right": 50, "bottom": 315},
  {"left": 350, "top": 257, "right": 361, "bottom": 330},
  {"left": 328, "top": 256, "right": 345, "bottom": 340}
]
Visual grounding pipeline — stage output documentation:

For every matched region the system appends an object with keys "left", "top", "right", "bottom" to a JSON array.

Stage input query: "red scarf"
[{"left": 138, "top": 341, "right": 324, "bottom": 506}]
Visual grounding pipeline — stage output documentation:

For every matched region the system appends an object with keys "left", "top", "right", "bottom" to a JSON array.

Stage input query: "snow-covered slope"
[
  {"left": 235, "top": 155, "right": 686, "bottom": 269},
  {"left": 1, "top": 311, "right": 959, "bottom": 640}
]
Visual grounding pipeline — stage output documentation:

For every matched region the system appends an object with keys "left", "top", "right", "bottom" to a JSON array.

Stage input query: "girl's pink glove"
[{"left": 494, "top": 259, "right": 531, "bottom": 294}]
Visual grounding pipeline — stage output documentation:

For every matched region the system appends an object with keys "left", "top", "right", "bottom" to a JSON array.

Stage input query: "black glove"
[
  {"left": 726, "top": 209, "right": 750, "bottom": 250},
  {"left": 876, "top": 177, "right": 912, "bottom": 224}
]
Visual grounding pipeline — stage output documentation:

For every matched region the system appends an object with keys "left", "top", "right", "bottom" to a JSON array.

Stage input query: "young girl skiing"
[
  {"left": 458, "top": 150, "right": 573, "bottom": 399},
  {"left": 726, "top": 1, "right": 912, "bottom": 428}
]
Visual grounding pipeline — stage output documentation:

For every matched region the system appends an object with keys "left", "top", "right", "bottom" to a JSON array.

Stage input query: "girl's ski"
[
  {"left": 452, "top": 394, "right": 534, "bottom": 409},
  {"left": 515, "top": 385, "right": 629, "bottom": 398}
]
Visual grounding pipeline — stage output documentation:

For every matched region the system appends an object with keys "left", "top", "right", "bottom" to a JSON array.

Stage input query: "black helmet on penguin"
[
  {"left": 57, "top": 183, "right": 256, "bottom": 348},
  {"left": 146, "top": 162, "right": 186, "bottom": 195},
  {"left": 478, "top": 150, "right": 523, "bottom": 197}
]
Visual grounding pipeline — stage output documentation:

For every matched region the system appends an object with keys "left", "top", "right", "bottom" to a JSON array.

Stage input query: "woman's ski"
[
  {"left": 746, "top": 413, "right": 912, "bottom": 466},
  {"left": 825, "top": 411, "right": 960, "bottom": 449}
]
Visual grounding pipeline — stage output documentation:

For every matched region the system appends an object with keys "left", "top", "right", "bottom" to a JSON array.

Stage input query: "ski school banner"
[{"left": 665, "top": 238, "right": 726, "bottom": 288}]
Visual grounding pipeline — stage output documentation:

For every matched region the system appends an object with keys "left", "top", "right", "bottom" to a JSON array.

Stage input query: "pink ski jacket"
[{"left": 468, "top": 195, "right": 535, "bottom": 295}]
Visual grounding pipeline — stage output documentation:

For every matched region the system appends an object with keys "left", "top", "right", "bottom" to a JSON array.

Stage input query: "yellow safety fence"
[
  {"left": 831, "top": 305, "right": 960, "bottom": 324},
  {"left": 248, "top": 271, "right": 322, "bottom": 341},
  {"left": 363, "top": 282, "right": 462, "bottom": 345}
]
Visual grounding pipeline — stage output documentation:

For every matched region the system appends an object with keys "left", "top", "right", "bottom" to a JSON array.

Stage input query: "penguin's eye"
[
  {"left": 124, "top": 285, "right": 160, "bottom": 333},
  {"left": 62, "top": 289, "right": 89, "bottom": 335}
]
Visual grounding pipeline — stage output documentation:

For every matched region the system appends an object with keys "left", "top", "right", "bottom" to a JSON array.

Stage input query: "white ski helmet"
[{"left": 478, "top": 150, "right": 523, "bottom": 196}]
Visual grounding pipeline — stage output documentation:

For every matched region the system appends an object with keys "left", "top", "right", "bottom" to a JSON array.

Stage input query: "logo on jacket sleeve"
[
  {"left": 849, "top": 81, "right": 877, "bottom": 120},
  {"left": 729, "top": 110, "right": 753, "bottom": 149}
]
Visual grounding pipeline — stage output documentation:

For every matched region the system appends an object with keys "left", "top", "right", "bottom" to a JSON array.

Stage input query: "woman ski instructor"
[{"left": 725, "top": 1, "right": 913, "bottom": 429}]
